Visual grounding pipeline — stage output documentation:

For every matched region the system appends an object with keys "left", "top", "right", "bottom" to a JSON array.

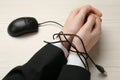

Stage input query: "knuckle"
[
  {"left": 86, "top": 4, "right": 92, "bottom": 8},
  {"left": 89, "top": 14, "right": 96, "bottom": 21},
  {"left": 82, "top": 4, "right": 91, "bottom": 10}
]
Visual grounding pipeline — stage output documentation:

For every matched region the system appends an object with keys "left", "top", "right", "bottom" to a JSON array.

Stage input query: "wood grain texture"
[{"left": 0, "top": 0, "right": 120, "bottom": 80}]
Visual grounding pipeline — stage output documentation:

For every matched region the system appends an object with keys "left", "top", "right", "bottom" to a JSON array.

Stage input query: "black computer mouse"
[{"left": 8, "top": 17, "right": 39, "bottom": 37}]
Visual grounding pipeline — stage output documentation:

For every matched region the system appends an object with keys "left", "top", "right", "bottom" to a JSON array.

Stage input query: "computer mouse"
[{"left": 8, "top": 17, "right": 39, "bottom": 37}]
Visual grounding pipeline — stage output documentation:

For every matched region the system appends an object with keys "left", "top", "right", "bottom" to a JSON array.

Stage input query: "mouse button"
[
  {"left": 13, "top": 19, "right": 26, "bottom": 29},
  {"left": 25, "top": 17, "right": 38, "bottom": 30},
  {"left": 27, "top": 17, "right": 38, "bottom": 27},
  {"left": 8, "top": 19, "right": 26, "bottom": 33}
]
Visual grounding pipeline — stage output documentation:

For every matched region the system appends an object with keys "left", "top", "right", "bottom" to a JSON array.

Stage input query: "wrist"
[
  {"left": 59, "top": 35, "right": 73, "bottom": 50},
  {"left": 73, "top": 38, "right": 85, "bottom": 52}
]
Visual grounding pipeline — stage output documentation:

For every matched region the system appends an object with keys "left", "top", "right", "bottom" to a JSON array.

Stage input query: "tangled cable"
[
  {"left": 39, "top": 20, "right": 107, "bottom": 75},
  {"left": 44, "top": 31, "right": 107, "bottom": 75}
]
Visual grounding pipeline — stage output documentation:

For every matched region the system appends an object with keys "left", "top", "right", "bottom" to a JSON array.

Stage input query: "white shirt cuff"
[
  {"left": 67, "top": 53, "right": 85, "bottom": 68},
  {"left": 51, "top": 40, "right": 86, "bottom": 68},
  {"left": 52, "top": 40, "right": 69, "bottom": 57}
]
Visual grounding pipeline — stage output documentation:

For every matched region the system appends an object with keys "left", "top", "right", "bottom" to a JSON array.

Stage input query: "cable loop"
[{"left": 41, "top": 21, "right": 106, "bottom": 75}]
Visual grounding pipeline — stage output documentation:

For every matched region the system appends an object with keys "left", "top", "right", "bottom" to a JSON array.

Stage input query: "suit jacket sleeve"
[
  {"left": 3, "top": 44, "right": 67, "bottom": 80},
  {"left": 57, "top": 65, "right": 91, "bottom": 80}
]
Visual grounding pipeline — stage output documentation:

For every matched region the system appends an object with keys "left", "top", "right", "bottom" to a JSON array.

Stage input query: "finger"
[
  {"left": 65, "top": 8, "right": 81, "bottom": 25},
  {"left": 93, "top": 14, "right": 102, "bottom": 22},
  {"left": 83, "top": 5, "right": 102, "bottom": 17},
  {"left": 71, "top": 8, "right": 81, "bottom": 16},
  {"left": 76, "top": 5, "right": 102, "bottom": 20},
  {"left": 68, "top": 8, "right": 81, "bottom": 19},
  {"left": 82, "top": 14, "right": 96, "bottom": 31},
  {"left": 92, "top": 17, "right": 101, "bottom": 34},
  {"left": 90, "top": 5, "right": 102, "bottom": 17},
  {"left": 74, "top": 5, "right": 100, "bottom": 26},
  {"left": 73, "top": 7, "right": 89, "bottom": 27}
]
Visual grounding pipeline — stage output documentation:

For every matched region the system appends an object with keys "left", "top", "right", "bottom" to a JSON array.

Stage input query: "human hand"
[
  {"left": 61, "top": 5, "right": 102, "bottom": 50},
  {"left": 62, "top": 5, "right": 102, "bottom": 34},
  {"left": 71, "top": 13, "right": 102, "bottom": 52}
]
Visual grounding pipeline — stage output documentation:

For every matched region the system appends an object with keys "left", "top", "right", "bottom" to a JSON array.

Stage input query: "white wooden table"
[{"left": 0, "top": 0, "right": 120, "bottom": 80}]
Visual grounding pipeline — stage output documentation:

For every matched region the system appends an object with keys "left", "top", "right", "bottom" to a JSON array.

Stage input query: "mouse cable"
[
  {"left": 44, "top": 31, "right": 107, "bottom": 76},
  {"left": 38, "top": 21, "right": 107, "bottom": 75},
  {"left": 38, "top": 21, "right": 64, "bottom": 27}
]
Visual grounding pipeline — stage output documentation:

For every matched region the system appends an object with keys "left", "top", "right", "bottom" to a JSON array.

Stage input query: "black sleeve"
[
  {"left": 58, "top": 65, "right": 91, "bottom": 80},
  {"left": 3, "top": 44, "right": 67, "bottom": 80}
]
